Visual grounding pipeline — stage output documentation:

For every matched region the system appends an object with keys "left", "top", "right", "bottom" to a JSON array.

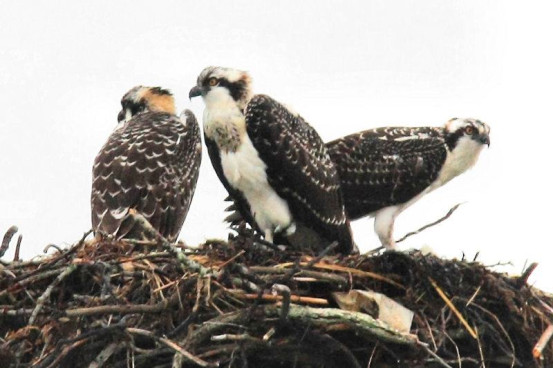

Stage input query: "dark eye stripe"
[{"left": 217, "top": 78, "right": 247, "bottom": 102}]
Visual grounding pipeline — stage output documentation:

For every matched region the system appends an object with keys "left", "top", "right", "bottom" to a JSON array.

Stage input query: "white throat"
[
  {"left": 202, "top": 88, "right": 246, "bottom": 152},
  {"left": 203, "top": 87, "right": 240, "bottom": 111},
  {"left": 437, "top": 136, "right": 484, "bottom": 186}
]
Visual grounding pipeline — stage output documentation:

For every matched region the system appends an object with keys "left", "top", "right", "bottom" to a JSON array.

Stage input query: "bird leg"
[
  {"left": 263, "top": 230, "right": 274, "bottom": 244},
  {"left": 374, "top": 206, "right": 400, "bottom": 249}
]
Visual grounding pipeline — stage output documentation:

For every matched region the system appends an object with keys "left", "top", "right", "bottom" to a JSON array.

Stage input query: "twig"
[
  {"left": 516, "top": 262, "right": 538, "bottom": 289},
  {"left": 130, "top": 212, "right": 218, "bottom": 278},
  {"left": 271, "top": 284, "right": 291, "bottom": 322},
  {"left": 88, "top": 341, "right": 123, "bottom": 368},
  {"left": 396, "top": 203, "right": 463, "bottom": 243},
  {"left": 11, "top": 229, "right": 91, "bottom": 276},
  {"left": 301, "top": 262, "right": 403, "bottom": 289},
  {"left": 249, "top": 266, "right": 349, "bottom": 286},
  {"left": 428, "top": 277, "right": 478, "bottom": 339},
  {"left": 126, "top": 327, "right": 216, "bottom": 368},
  {"left": 216, "top": 250, "right": 246, "bottom": 270},
  {"left": 0, "top": 268, "right": 66, "bottom": 299},
  {"left": 475, "top": 326, "right": 487, "bottom": 368},
  {"left": 13, "top": 233, "right": 22, "bottom": 261},
  {"left": 54, "top": 319, "right": 129, "bottom": 348},
  {"left": 227, "top": 290, "right": 328, "bottom": 305},
  {"left": 114, "top": 251, "right": 173, "bottom": 263},
  {"left": 421, "top": 315, "right": 437, "bottom": 351},
  {"left": 65, "top": 303, "right": 167, "bottom": 317},
  {"left": 0, "top": 308, "right": 36, "bottom": 316},
  {"left": 29, "top": 264, "right": 77, "bottom": 325},
  {"left": 416, "top": 341, "right": 454, "bottom": 368},
  {"left": 533, "top": 324, "right": 553, "bottom": 360},
  {"left": 251, "top": 236, "right": 281, "bottom": 252},
  {"left": 211, "top": 333, "right": 261, "bottom": 343},
  {"left": 367, "top": 343, "right": 378, "bottom": 367},
  {"left": 365, "top": 245, "right": 385, "bottom": 255},
  {"left": 537, "top": 297, "right": 553, "bottom": 315},
  {"left": 36, "top": 338, "right": 89, "bottom": 368},
  {"left": 262, "top": 327, "right": 276, "bottom": 341},
  {"left": 470, "top": 302, "right": 517, "bottom": 367},
  {"left": 1, "top": 225, "right": 18, "bottom": 257},
  {"left": 465, "top": 283, "right": 483, "bottom": 307},
  {"left": 65, "top": 288, "right": 185, "bottom": 317},
  {"left": 247, "top": 241, "right": 338, "bottom": 316},
  {"left": 444, "top": 331, "right": 462, "bottom": 368},
  {"left": 168, "top": 310, "right": 199, "bottom": 338},
  {"left": 43, "top": 243, "right": 64, "bottom": 254}
]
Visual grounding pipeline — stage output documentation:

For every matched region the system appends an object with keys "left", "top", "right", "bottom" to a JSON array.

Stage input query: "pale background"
[{"left": 1, "top": 1, "right": 551, "bottom": 292}]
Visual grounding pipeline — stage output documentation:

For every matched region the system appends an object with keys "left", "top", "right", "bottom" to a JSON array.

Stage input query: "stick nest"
[{"left": 1, "top": 229, "right": 552, "bottom": 368}]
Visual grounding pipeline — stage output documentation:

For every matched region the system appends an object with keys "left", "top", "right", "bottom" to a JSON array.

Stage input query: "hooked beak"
[
  {"left": 189, "top": 86, "right": 202, "bottom": 100},
  {"left": 479, "top": 134, "right": 490, "bottom": 147},
  {"left": 117, "top": 109, "right": 125, "bottom": 123}
]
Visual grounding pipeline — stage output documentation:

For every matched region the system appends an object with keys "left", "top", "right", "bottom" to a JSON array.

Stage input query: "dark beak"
[
  {"left": 117, "top": 109, "right": 125, "bottom": 123},
  {"left": 479, "top": 134, "right": 490, "bottom": 147},
  {"left": 189, "top": 86, "right": 202, "bottom": 100}
]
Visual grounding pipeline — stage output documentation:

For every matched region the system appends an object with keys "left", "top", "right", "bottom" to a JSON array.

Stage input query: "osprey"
[
  {"left": 326, "top": 118, "right": 490, "bottom": 249},
  {"left": 91, "top": 86, "right": 202, "bottom": 242},
  {"left": 189, "top": 67, "right": 355, "bottom": 254}
]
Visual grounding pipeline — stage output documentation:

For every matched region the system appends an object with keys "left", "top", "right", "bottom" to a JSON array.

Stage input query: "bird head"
[
  {"left": 445, "top": 118, "right": 491, "bottom": 149},
  {"left": 117, "top": 86, "right": 176, "bottom": 123},
  {"left": 189, "top": 66, "right": 253, "bottom": 111}
]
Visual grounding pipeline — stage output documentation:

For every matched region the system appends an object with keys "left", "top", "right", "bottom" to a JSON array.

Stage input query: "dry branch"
[
  {"left": 1, "top": 226, "right": 18, "bottom": 258},
  {"left": 396, "top": 203, "right": 463, "bottom": 243},
  {"left": 534, "top": 325, "right": 553, "bottom": 359},
  {"left": 262, "top": 303, "right": 418, "bottom": 345}
]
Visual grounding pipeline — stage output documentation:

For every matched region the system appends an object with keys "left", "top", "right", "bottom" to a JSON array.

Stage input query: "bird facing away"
[
  {"left": 326, "top": 118, "right": 490, "bottom": 249},
  {"left": 91, "top": 86, "right": 202, "bottom": 242},
  {"left": 189, "top": 66, "right": 355, "bottom": 254}
]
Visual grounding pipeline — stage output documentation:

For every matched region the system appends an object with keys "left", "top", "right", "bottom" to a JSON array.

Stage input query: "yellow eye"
[
  {"left": 465, "top": 126, "right": 475, "bottom": 135},
  {"left": 208, "top": 77, "right": 218, "bottom": 86}
]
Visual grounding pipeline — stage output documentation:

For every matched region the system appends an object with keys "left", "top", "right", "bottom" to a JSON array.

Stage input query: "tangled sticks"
[{"left": 0, "top": 227, "right": 552, "bottom": 368}]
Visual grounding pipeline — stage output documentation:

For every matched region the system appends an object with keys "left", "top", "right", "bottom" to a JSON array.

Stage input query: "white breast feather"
[
  {"left": 220, "top": 134, "right": 293, "bottom": 234},
  {"left": 203, "top": 90, "right": 293, "bottom": 237}
]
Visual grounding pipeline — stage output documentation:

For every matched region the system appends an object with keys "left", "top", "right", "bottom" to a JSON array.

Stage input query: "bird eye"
[
  {"left": 208, "top": 77, "right": 218, "bottom": 86},
  {"left": 465, "top": 126, "right": 475, "bottom": 135}
]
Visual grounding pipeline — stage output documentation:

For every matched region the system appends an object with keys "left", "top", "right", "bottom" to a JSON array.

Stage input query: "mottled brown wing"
[
  {"left": 245, "top": 95, "right": 354, "bottom": 254},
  {"left": 91, "top": 110, "right": 201, "bottom": 241},
  {"left": 326, "top": 127, "right": 447, "bottom": 219}
]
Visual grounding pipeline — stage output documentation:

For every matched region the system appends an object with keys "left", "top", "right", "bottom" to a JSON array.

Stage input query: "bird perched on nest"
[
  {"left": 189, "top": 66, "right": 355, "bottom": 254},
  {"left": 326, "top": 118, "right": 490, "bottom": 249},
  {"left": 91, "top": 86, "right": 202, "bottom": 242}
]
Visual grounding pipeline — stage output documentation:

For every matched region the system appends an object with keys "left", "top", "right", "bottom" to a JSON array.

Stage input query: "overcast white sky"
[{"left": 1, "top": 1, "right": 552, "bottom": 291}]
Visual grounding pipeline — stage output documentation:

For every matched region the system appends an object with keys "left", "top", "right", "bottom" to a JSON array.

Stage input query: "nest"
[{"left": 1, "top": 227, "right": 552, "bottom": 368}]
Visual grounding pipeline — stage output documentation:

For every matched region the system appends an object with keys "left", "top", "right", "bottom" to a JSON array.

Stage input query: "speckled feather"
[
  {"left": 244, "top": 95, "right": 354, "bottom": 253},
  {"left": 91, "top": 110, "right": 201, "bottom": 241},
  {"left": 326, "top": 126, "right": 449, "bottom": 219}
]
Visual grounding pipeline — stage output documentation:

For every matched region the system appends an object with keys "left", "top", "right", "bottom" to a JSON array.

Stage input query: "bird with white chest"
[
  {"left": 189, "top": 66, "right": 355, "bottom": 254},
  {"left": 326, "top": 118, "right": 490, "bottom": 249},
  {"left": 91, "top": 86, "right": 202, "bottom": 242}
]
